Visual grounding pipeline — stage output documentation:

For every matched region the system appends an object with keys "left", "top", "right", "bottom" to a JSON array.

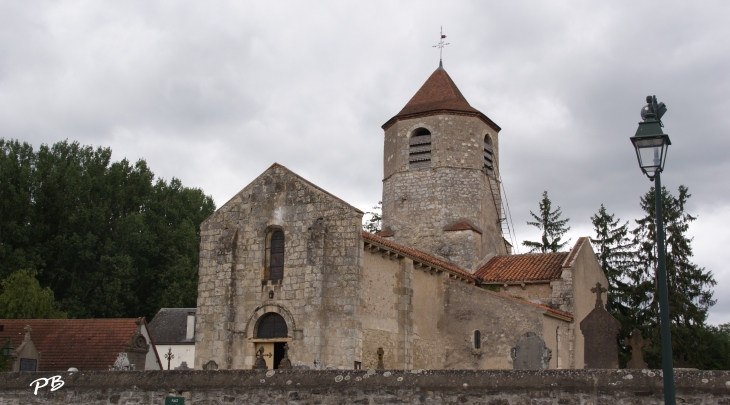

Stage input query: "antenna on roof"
[{"left": 432, "top": 26, "right": 450, "bottom": 68}]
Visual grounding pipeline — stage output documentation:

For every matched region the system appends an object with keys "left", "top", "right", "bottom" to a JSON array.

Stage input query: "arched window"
[
  {"left": 257, "top": 313, "right": 288, "bottom": 338},
  {"left": 409, "top": 128, "right": 432, "bottom": 170},
  {"left": 268, "top": 230, "right": 284, "bottom": 280},
  {"left": 483, "top": 135, "right": 495, "bottom": 177},
  {"left": 474, "top": 330, "right": 482, "bottom": 349}
]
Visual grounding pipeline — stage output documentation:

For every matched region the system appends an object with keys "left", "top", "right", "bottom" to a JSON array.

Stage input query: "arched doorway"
[{"left": 254, "top": 313, "right": 289, "bottom": 369}]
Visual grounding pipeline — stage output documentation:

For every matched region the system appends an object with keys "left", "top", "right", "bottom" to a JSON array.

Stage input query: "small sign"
[
  {"left": 20, "top": 358, "right": 37, "bottom": 371},
  {"left": 165, "top": 397, "right": 185, "bottom": 405}
]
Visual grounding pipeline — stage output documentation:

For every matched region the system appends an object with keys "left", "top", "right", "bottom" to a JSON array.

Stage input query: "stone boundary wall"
[{"left": 1, "top": 369, "right": 729, "bottom": 404}]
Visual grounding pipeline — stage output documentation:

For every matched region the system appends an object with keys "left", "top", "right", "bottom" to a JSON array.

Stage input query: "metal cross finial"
[
  {"left": 432, "top": 26, "right": 450, "bottom": 64},
  {"left": 590, "top": 282, "right": 607, "bottom": 309},
  {"left": 164, "top": 347, "right": 175, "bottom": 370}
]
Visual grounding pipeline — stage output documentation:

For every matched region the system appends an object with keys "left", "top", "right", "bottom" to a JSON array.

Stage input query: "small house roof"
[
  {"left": 148, "top": 308, "right": 196, "bottom": 344},
  {"left": 0, "top": 318, "right": 155, "bottom": 371}
]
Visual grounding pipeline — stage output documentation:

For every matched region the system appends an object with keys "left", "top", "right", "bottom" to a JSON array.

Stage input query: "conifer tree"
[
  {"left": 590, "top": 205, "right": 634, "bottom": 313},
  {"left": 632, "top": 185, "right": 716, "bottom": 368},
  {"left": 522, "top": 191, "right": 570, "bottom": 253}
]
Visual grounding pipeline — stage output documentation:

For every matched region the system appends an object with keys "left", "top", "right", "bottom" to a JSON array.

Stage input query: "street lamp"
[{"left": 630, "top": 95, "right": 675, "bottom": 405}]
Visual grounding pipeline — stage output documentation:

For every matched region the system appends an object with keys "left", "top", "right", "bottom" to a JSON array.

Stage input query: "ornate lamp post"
[{"left": 630, "top": 95, "right": 675, "bottom": 405}]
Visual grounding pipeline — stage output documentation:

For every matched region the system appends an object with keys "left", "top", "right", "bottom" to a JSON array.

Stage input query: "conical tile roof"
[{"left": 382, "top": 63, "right": 500, "bottom": 131}]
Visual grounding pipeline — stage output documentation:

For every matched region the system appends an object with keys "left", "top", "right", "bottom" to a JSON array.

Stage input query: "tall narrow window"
[
  {"left": 409, "top": 128, "right": 432, "bottom": 170},
  {"left": 474, "top": 330, "right": 482, "bottom": 349},
  {"left": 483, "top": 135, "right": 495, "bottom": 177},
  {"left": 270, "top": 231, "right": 284, "bottom": 280}
]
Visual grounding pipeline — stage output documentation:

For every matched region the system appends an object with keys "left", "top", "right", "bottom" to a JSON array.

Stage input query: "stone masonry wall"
[
  {"left": 195, "top": 164, "right": 364, "bottom": 370},
  {"left": 381, "top": 114, "right": 506, "bottom": 273},
  {"left": 2, "top": 369, "right": 728, "bottom": 404}
]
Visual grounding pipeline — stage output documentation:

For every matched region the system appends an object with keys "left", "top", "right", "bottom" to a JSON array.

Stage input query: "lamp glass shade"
[{"left": 631, "top": 134, "right": 670, "bottom": 179}]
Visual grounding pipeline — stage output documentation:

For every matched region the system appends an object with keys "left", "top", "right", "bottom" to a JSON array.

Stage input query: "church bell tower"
[{"left": 380, "top": 62, "right": 509, "bottom": 272}]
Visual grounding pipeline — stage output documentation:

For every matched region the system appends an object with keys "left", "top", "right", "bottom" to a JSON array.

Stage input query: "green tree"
[
  {"left": 363, "top": 201, "right": 382, "bottom": 233},
  {"left": 0, "top": 269, "right": 67, "bottom": 319},
  {"left": 590, "top": 204, "right": 635, "bottom": 366},
  {"left": 590, "top": 205, "right": 634, "bottom": 313},
  {"left": 0, "top": 139, "right": 216, "bottom": 320},
  {"left": 522, "top": 191, "right": 570, "bottom": 253},
  {"left": 631, "top": 185, "right": 716, "bottom": 368}
]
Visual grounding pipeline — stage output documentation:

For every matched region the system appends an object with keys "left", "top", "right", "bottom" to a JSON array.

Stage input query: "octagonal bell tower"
[{"left": 380, "top": 62, "right": 509, "bottom": 272}]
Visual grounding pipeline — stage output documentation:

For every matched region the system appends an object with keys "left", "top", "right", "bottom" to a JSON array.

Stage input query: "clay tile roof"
[
  {"left": 475, "top": 252, "right": 569, "bottom": 282},
  {"left": 376, "top": 229, "right": 394, "bottom": 237},
  {"left": 362, "top": 231, "right": 476, "bottom": 281},
  {"left": 382, "top": 65, "right": 500, "bottom": 131},
  {"left": 0, "top": 318, "right": 153, "bottom": 371},
  {"left": 488, "top": 291, "right": 574, "bottom": 320},
  {"left": 148, "top": 308, "right": 196, "bottom": 344},
  {"left": 362, "top": 231, "right": 573, "bottom": 320},
  {"left": 396, "top": 66, "right": 479, "bottom": 116},
  {"left": 443, "top": 221, "right": 482, "bottom": 234}
]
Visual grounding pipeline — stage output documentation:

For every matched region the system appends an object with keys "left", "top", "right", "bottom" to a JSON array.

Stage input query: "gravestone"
[
  {"left": 174, "top": 361, "right": 190, "bottom": 370},
  {"left": 252, "top": 346, "right": 268, "bottom": 370},
  {"left": 109, "top": 352, "right": 135, "bottom": 371},
  {"left": 624, "top": 329, "right": 650, "bottom": 369},
  {"left": 278, "top": 343, "right": 292, "bottom": 369},
  {"left": 510, "top": 332, "right": 552, "bottom": 370},
  {"left": 579, "top": 282, "right": 621, "bottom": 369},
  {"left": 203, "top": 360, "right": 218, "bottom": 370}
]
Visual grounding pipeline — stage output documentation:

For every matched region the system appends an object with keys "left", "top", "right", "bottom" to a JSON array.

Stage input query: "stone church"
[{"left": 194, "top": 62, "right": 608, "bottom": 371}]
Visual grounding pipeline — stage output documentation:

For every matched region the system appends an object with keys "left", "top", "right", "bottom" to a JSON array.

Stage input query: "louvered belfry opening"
[
  {"left": 409, "top": 128, "right": 432, "bottom": 170},
  {"left": 483, "top": 135, "right": 495, "bottom": 176},
  {"left": 269, "top": 230, "right": 284, "bottom": 280},
  {"left": 257, "top": 313, "right": 288, "bottom": 338}
]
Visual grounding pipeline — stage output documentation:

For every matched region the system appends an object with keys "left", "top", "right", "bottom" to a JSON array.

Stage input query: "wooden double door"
[{"left": 254, "top": 342, "right": 287, "bottom": 370}]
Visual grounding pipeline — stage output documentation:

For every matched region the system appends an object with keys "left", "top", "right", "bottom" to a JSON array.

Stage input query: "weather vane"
[{"left": 432, "top": 26, "right": 449, "bottom": 64}]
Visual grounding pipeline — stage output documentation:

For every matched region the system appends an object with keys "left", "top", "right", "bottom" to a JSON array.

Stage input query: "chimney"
[{"left": 186, "top": 312, "right": 195, "bottom": 341}]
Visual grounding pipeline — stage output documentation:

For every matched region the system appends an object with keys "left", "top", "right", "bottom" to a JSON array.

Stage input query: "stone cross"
[
  {"left": 376, "top": 347, "right": 385, "bottom": 370},
  {"left": 278, "top": 343, "right": 292, "bottom": 369},
  {"left": 580, "top": 282, "right": 621, "bottom": 369},
  {"left": 624, "top": 329, "right": 650, "bottom": 369},
  {"left": 591, "top": 282, "right": 607, "bottom": 309}
]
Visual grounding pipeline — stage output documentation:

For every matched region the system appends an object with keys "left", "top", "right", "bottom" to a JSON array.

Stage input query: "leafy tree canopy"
[
  {"left": 0, "top": 269, "right": 67, "bottom": 319},
  {"left": 0, "top": 139, "right": 216, "bottom": 320},
  {"left": 523, "top": 191, "right": 570, "bottom": 253}
]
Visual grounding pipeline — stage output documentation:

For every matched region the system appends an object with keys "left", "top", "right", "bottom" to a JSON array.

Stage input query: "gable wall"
[
  {"left": 195, "top": 165, "right": 364, "bottom": 370},
  {"left": 570, "top": 242, "right": 609, "bottom": 369}
]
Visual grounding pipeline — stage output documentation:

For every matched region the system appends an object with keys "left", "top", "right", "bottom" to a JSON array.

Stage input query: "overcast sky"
[{"left": 1, "top": 1, "right": 729, "bottom": 324}]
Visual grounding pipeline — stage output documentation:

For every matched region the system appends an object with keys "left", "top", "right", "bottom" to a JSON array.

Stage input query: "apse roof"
[{"left": 475, "top": 238, "right": 589, "bottom": 282}]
